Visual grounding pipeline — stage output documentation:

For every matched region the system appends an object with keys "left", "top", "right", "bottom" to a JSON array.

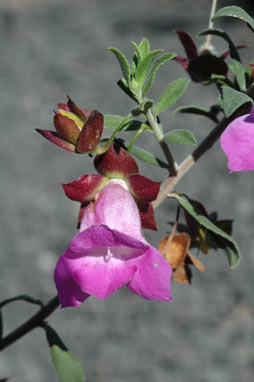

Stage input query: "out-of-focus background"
[{"left": 0, "top": 0, "right": 253, "bottom": 381}]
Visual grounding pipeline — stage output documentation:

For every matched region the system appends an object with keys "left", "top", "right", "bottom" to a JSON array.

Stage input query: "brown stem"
[
  {"left": 0, "top": 295, "right": 60, "bottom": 352},
  {"left": 152, "top": 115, "right": 232, "bottom": 209}
]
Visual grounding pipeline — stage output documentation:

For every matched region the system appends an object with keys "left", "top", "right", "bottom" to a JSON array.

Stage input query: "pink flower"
[
  {"left": 54, "top": 181, "right": 172, "bottom": 307},
  {"left": 62, "top": 142, "right": 161, "bottom": 230},
  {"left": 220, "top": 108, "right": 254, "bottom": 172}
]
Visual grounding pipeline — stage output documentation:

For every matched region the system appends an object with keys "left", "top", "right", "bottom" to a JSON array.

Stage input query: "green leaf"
[
  {"left": 222, "top": 86, "right": 253, "bottom": 118},
  {"left": 0, "top": 295, "right": 44, "bottom": 309},
  {"left": 103, "top": 115, "right": 144, "bottom": 132},
  {"left": 169, "top": 193, "right": 241, "bottom": 269},
  {"left": 44, "top": 324, "right": 85, "bottom": 382},
  {"left": 213, "top": 6, "right": 254, "bottom": 31},
  {"left": 198, "top": 28, "right": 241, "bottom": 61},
  {"left": 125, "top": 142, "right": 168, "bottom": 168},
  {"left": 231, "top": 59, "right": 246, "bottom": 91},
  {"left": 138, "top": 38, "right": 150, "bottom": 59},
  {"left": 143, "top": 52, "right": 177, "bottom": 96},
  {"left": 155, "top": 78, "right": 189, "bottom": 114},
  {"left": 135, "top": 50, "right": 164, "bottom": 90},
  {"left": 163, "top": 129, "right": 197, "bottom": 146},
  {"left": 117, "top": 79, "right": 137, "bottom": 102},
  {"left": 108, "top": 47, "right": 130, "bottom": 83},
  {"left": 171, "top": 105, "right": 219, "bottom": 122}
]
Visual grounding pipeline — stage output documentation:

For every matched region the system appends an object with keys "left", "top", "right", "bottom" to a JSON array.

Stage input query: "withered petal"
[
  {"left": 36, "top": 129, "right": 76, "bottom": 152},
  {"left": 77, "top": 110, "right": 104, "bottom": 153}
]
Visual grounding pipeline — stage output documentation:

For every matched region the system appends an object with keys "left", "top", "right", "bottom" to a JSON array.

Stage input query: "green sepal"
[
  {"left": 155, "top": 78, "right": 189, "bottom": 115},
  {"left": 171, "top": 105, "right": 219, "bottom": 122},
  {"left": 197, "top": 28, "right": 241, "bottom": 61},
  {"left": 142, "top": 52, "right": 177, "bottom": 96},
  {"left": 222, "top": 86, "right": 253, "bottom": 118},
  {"left": 103, "top": 115, "right": 145, "bottom": 132},
  {"left": 212, "top": 6, "right": 254, "bottom": 32},
  {"left": 44, "top": 324, "right": 85, "bottom": 382},
  {"left": 0, "top": 295, "right": 44, "bottom": 309},
  {"left": 163, "top": 130, "right": 197, "bottom": 146},
  {"left": 169, "top": 192, "right": 241, "bottom": 269},
  {"left": 108, "top": 47, "right": 131, "bottom": 83}
]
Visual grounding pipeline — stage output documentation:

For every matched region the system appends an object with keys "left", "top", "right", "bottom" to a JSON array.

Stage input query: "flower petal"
[
  {"left": 128, "top": 246, "right": 172, "bottom": 301},
  {"left": 67, "top": 96, "right": 90, "bottom": 122},
  {"left": 80, "top": 183, "right": 144, "bottom": 241},
  {"left": 62, "top": 174, "right": 107, "bottom": 203},
  {"left": 54, "top": 255, "right": 90, "bottom": 307},
  {"left": 220, "top": 112, "right": 254, "bottom": 172},
  {"left": 174, "top": 30, "right": 198, "bottom": 60},
  {"left": 61, "top": 225, "right": 149, "bottom": 299},
  {"left": 136, "top": 200, "right": 158, "bottom": 230}
]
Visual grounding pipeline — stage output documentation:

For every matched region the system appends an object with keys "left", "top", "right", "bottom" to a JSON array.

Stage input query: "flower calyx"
[
  {"left": 36, "top": 96, "right": 104, "bottom": 153},
  {"left": 62, "top": 142, "right": 161, "bottom": 230}
]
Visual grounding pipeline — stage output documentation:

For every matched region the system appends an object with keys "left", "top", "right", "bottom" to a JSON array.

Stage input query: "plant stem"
[
  {"left": 204, "top": 0, "right": 218, "bottom": 51},
  {"left": 152, "top": 115, "right": 230, "bottom": 209},
  {"left": 0, "top": 295, "right": 60, "bottom": 352},
  {"left": 146, "top": 109, "right": 177, "bottom": 175}
]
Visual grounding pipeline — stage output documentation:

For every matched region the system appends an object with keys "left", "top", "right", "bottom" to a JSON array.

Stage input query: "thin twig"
[{"left": 0, "top": 295, "right": 60, "bottom": 352}]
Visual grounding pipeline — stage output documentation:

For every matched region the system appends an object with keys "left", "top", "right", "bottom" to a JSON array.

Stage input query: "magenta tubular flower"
[
  {"left": 36, "top": 96, "right": 103, "bottom": 153},
  {"left": 54, "top": 181, "right": 172, "bottom": 307},
  {"left": 220, "top": 108, "right": 254, "bottom": 172},
  {"left": 62, "top": 143, "right": 161, "bottom": 230}
]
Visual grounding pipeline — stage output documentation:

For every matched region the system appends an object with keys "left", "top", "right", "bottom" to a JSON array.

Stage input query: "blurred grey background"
[{"left": 0, "top": 0, "right": 253, "bottom": 381}]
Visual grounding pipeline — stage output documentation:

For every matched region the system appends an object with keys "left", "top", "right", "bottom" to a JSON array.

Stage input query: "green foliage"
[
  {"left": 222, "top": 86, "right": 253, "bottom": 118},
  {"left": 230, "top": 59, "right": 246, "bottom": 91},
  {"left": 125, "top": 142, "right": 168, "bottom": 168},
  {"left": 143, "top": 53, "right": 177, "bottom": 96},
  {"left": 198, "top": 28, "right": 241, "bottom": 61},
  {"left": 108, "top": 47, "right": 130, "bottom": 83},
  {"left": 131, "top": 99, "right": 154, "bottom": 116},
  {"left": 163, "top": 130, "right": 197, "bottom": 146},
  {"left": 213, "top": 5, "right": 254, "bottom": 31},
  {"left": 103, "top": 115, "right": 145, "bottom": 132},
  {"left": 171, "top": 105, "right": 219, "bottom": 122},
  {"left": 169, "top": 193, "right": 241, "bottom": 269},
  {"left": 135, "top": 49, "right": 163, "bottom": 90},
  {"left": 0, "top": 295, "right": 44, "bottom": 309},
  {"left": 44, "top": 324, "right": 85, "bottom": 382},
  {"left": 155, "top": 78, "right": 189, "bottom": 114}
]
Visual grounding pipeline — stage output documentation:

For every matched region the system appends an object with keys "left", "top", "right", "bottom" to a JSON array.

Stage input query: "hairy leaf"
[
  {"left": 139, "top": 38, "right": 150, "bottom": 58},
  {"left": 169, "top": 193, "right": 241, "bottom": 269},
  {"left": 104, "top": 115, "right": 144, "bottom": 132},
  {"left": 125, "top": 142, "right": 168, "bottom": 168},
  {"left": 198, "top": 28, "right": 241, "bottom": 61},
  {"left": 213, "top": 6, "right": 254, "bottom": 31},
  {"left": 135, "top": 50, "right": 163, "bottom": 90},
  {"left": 171, "top": 105, "right": 219, "bottom": 122},
  {"left": 44, "top": 324, "right": 85, "bottom": 382},
  {"left": 143, "top": 52, "right": 177, "bottom": 96},
  {"left": 155, "top": 78, "right": 189, "bottom": 114},
  {"left": 231, "top": 59, "right": 246, "bottom": 91},
  {"left": 222, "top": 86, "right": 253, "bottom": 117},
  {"left": 108, "top": 47, "right": 130, "bottom": 83},
  {"left": 163, "top": 130, "right": 197, "bottom": 146}
]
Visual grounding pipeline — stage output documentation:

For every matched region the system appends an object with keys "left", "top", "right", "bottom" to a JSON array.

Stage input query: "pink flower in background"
[
  {"left": 220, "top": 108, "right": 254, "bottom": 172},
  {"left": 54, "top": 181, "right": 172, "bottom": 307}
]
